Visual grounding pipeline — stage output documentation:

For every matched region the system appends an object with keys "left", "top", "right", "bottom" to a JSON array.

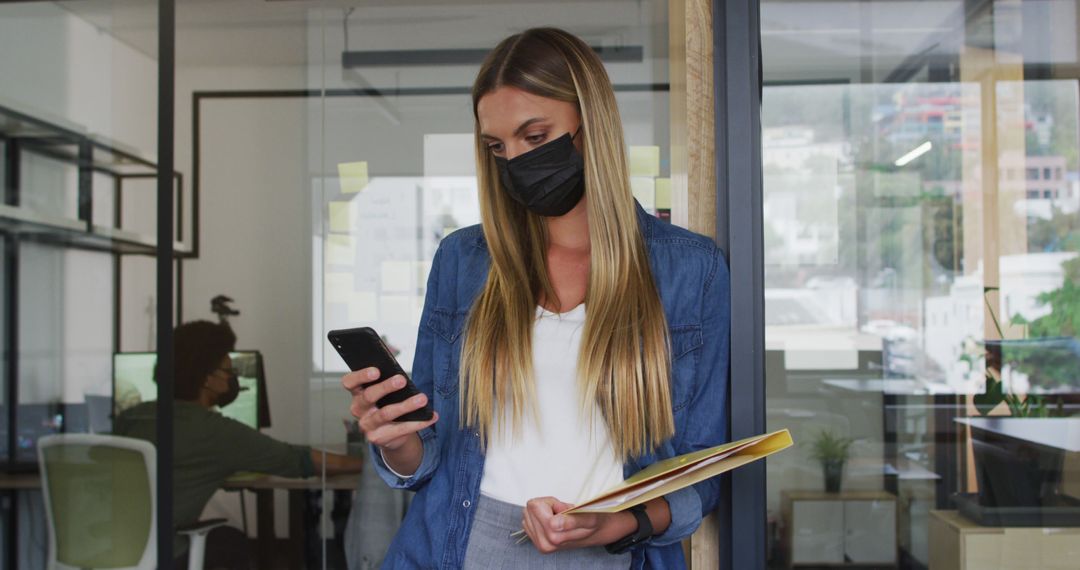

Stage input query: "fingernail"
[
  {"left": 394, "top": 377, "right": 405, "bottom": 388},
  {"left": 414, "top": 394, "right": 426, "bottom": 404},
  {"left": 367, "top": 369, "right": 379, "bottom": 380}
]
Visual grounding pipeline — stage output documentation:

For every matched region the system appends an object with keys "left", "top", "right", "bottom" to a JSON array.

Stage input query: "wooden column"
[
  {"left": 670, "top": 0, "right": 717, "bottom": 239},
  {"left": 958, "top": 0, "right": 1028, "bottom": 492},
  {"left": 670, "top": 0, "right": 720, "bottom": 567}
]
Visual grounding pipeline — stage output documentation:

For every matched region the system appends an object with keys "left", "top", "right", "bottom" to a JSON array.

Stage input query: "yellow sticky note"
[
  {"left": 328, "top": 202, "right": 352, "bottom": 232},
  {"left": 337, "top": 161, "right": 369, "bottom": 194},
  {"left": 655, "top": 178, "right": 672, "bottom": 210},
  {"left": 347, "top": 292, "right": 378, "bottom": 322},
  {"left": 630, "top": 177, "right": 655, "bottom": 211},
  {"left": 629, "top": 146, "right": 660, "bottom": 177},
  {"left": 324, "top": 273, "right": 354, "bottom": 304},
  {"left": 326, "top": 235, "right": 355, "bottom": 266}
]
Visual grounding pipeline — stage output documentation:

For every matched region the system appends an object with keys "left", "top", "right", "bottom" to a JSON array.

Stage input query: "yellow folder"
[{"left": 565, "top": 429, "right": 794, "bottom": 514}]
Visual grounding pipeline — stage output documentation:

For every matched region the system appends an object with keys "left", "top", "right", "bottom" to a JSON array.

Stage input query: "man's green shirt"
[{"left": 113, "top": 400, "right": 314, "bottom": 553}]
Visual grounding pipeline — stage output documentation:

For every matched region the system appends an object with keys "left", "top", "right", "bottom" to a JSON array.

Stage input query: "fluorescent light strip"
[{"left": 894, "top": 141, "right": 933, "bottom": 167}]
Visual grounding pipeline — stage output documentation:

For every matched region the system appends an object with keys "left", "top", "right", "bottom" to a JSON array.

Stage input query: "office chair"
[{"left": 38, "top": 434, "right": 225, "bottom": 570}]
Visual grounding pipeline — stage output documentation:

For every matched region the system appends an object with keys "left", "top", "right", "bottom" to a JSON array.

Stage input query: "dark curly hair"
[{"left": 155, "top": 321, "right": 237, "bottom": 400}]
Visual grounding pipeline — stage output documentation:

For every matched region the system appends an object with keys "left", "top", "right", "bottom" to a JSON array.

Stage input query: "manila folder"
[{"left": 565, "top": 429, "right": 793, "bottom": 514}]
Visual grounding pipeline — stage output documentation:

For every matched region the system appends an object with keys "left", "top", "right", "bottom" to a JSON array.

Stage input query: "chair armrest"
[{"left": 177, "top": 518, "right": 228, "bottom": 537}]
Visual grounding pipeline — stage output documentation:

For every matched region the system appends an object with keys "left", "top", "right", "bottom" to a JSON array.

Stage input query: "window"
[{"left": 761, "top": 2, "right": 1080, "bottom": 568}]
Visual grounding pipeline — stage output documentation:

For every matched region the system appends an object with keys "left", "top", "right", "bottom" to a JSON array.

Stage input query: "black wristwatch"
[{"left": 604, "top": 503, "right": 653, "bottom": 554}]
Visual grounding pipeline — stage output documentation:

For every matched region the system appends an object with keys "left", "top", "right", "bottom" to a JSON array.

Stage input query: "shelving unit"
[
  {"left": 0, "top": 99, "right": 191, "bottom": 257},
  {"left": 781, "top": 489, "right": 899, "bottom": 568},
  {"left": 0, "top": 99, "right": 194, "bottom": 474}
]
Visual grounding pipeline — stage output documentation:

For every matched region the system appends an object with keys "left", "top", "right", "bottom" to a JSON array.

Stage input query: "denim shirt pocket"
[
  {"left": 668, "top": 324, "right": 703, "bottom": 412},
  {"left": 424, "top": 308, "right": 467, "bottom": 397}
]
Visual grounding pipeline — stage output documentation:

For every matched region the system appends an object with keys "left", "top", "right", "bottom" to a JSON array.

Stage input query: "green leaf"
[{"left": 974, "top": 374, "right": 1004, "bottom": 416}]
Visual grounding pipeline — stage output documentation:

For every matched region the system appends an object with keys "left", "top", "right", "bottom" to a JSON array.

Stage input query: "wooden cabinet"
[
  {"left": 781, "top": 490, "right": 897, "bottom": 567},
  {"left": 929, "top": 510, "right": 1080, "bottom": 570}
]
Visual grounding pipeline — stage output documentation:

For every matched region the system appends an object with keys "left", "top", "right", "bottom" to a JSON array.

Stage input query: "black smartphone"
[{"left": 327, "top": 327, "right": 434, "bottom": 422}]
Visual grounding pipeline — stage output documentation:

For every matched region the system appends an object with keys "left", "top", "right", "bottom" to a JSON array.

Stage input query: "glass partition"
[
  {"left": 312, "top": 5, "right": 672, "bottom": 568},
  {"left": 761, "top": 1, "right": 1080, "bottom": 567},
  {"left": 0, "top": 0, "right": 161, "bottom": 566},
  {"left": 173, "top": 1, "right": 673, "bottom": 568},
  {"left": 0, "top": 1, "right": 678, "bottom": 566}
]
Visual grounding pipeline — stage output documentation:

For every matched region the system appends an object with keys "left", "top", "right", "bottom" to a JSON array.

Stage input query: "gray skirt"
[{"left": 462, "top": 494, "right": 632, "bottom": 570}]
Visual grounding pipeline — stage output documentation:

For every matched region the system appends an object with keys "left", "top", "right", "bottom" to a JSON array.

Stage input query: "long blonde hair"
[{"left": 461, "top": 27, "right": 673, "bottom": 460}]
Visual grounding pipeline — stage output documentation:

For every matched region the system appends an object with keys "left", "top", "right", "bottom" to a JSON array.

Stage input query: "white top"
[{"left": 478, "top": 303, "right": 625, "bottom": 506}]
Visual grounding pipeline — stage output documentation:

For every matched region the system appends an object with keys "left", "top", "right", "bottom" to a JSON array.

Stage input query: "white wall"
[{"left": 0, "top": 2, "right": 155, "bottom": 404}]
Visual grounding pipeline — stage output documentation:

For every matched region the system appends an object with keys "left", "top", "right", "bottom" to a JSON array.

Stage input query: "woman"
[{"left": 343, "top": 27, "right": 729, "bottom": 569}]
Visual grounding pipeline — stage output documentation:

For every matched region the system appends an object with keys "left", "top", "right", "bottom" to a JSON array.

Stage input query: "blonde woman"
[{"left": 343, "top": 27, "right": 730, "bottom": 569}]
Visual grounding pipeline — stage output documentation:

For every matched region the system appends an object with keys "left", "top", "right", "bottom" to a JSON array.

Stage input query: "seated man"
[{"left": 114, "top": 320, "right": 362, "bottom": 569}]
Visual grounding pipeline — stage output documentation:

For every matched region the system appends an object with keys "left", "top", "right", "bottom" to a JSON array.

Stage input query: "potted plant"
[
  {"left": 809, "top": 429, "right": 853, "bottom": 493},
  {"left": 961, "top": 276, "right": 1079, "bottom": 519}
]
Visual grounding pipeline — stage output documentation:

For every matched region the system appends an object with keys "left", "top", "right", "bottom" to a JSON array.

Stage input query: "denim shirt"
[{"left": 371, "top": 203, "right": 731, "bottom": 569}]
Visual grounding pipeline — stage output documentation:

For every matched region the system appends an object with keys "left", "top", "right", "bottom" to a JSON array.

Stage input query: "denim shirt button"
[{"left": 463, "top": 500, "right": 472, "bottom": 508}]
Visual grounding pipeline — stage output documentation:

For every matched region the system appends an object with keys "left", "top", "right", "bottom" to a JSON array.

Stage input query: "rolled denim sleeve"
[
  {"left": 371, "top": 425, "right": 440, "bottom": 489},
  {"left": 651, "top": 246, "right": 731, "bottom": 546},
  {"left": 369, "top": 245, "right": 446, "bottom": 491},
  {"left": 651, "top": 486, "right": 703, "bottom": 546}
]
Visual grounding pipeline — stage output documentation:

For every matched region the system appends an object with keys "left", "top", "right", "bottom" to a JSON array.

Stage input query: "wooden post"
[
  {"left": 958, "top": 0, "right": 1028, "bottom": 491},
  {"left": 671, "top": 0, "right": 720, "bottom": 567},
  {"left": 670, "top": 0, "right": 717, "bottom": 240}
]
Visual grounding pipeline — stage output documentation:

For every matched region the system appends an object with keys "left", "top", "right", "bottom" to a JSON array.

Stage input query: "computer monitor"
[{"left": 112, "top": 350, "right": 271, "bottom": 430}]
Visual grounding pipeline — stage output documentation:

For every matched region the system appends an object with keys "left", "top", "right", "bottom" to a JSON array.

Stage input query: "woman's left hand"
[{"left": 521, "top": 497, "right": 635, "bottom": 553}]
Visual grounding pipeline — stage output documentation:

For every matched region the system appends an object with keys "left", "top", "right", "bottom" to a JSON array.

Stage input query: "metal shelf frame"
[{"left": 0, "top": 99, "right": 193, "bottom": 479}]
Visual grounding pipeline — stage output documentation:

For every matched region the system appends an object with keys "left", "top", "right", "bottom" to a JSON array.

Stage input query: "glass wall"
[
  {"left": 0, "top": 0, "right": 162, "bottom": 567},
  {"left": 311, "top": 4, "right": 671, "bottom": 568},
  {"left": 2, "top": 0, "right": 674, "bottom": 568},
  {"left": 761, "top": 0, "right": 1080, "bottom": 568},
  {"left": 178, "top": 1, "right": 671, "bottom": 568}
]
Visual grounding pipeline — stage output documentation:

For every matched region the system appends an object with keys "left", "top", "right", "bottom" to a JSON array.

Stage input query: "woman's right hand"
[{"left": 343, "top": 367, "right": 439, "bottom": 453}]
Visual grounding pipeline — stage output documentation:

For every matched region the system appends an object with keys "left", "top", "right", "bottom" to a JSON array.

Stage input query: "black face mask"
[
  {"left": 494, "top": 129, "right": 585, "bottom": 217},
  {"left": 216, "top": 372, "right": 241, "bottom": 408}
]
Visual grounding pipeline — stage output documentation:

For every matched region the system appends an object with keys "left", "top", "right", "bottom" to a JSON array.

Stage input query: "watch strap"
[{"left": 604, "top": 503, "right": 653, "bottom": 554}]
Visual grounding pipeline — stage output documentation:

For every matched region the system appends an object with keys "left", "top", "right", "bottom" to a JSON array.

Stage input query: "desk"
[
  {"left": 223, "top": 473, "right": 359, "bottom": 491},
  {"left": 0, "top": 473, "right": 42, "bottom": 490},
  {"left": 0, "top": 472, "right": 359, "bottom": 570},
  {"left": 223, "top": 473, "right": 359, "bottom": 569},
  {"left": 955, "top": 417, "right": 1080, "bottom": 453},
  {"left": 0, "top": 471, "right": 359, "bottom": 490},
  {"left": 929, "top": 509, "right": 1080, "bottom": 569},
  {"left": 821, "top": 378, "right": 963, "bottom": 395}
]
